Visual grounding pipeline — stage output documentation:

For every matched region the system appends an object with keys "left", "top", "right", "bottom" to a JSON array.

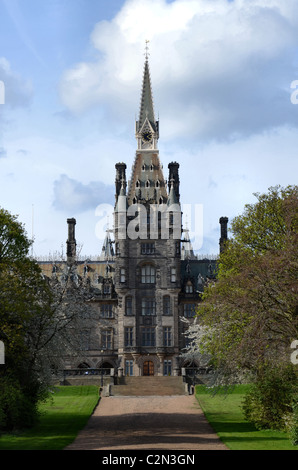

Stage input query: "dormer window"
[{"left": 185, "top": 281, "right": 193, "bottom": 293}]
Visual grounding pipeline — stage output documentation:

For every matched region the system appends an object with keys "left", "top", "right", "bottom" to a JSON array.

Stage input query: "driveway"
[{"left": 65, "top": 395, "right": 228, "bottom": 450}]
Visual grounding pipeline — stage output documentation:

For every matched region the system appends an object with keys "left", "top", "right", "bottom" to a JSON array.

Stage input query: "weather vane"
[{"left": 145, "top": 39, "right": 150, "bottom": 60}]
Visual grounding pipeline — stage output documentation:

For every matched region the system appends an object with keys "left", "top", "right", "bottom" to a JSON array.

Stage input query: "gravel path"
[{"left": 65, "top": 395, "right": 228, "bottom": 451}]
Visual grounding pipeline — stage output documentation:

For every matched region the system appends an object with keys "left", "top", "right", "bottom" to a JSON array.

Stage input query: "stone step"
[{"left": 110, "top": 376, "right": 188, "bottom": 396}]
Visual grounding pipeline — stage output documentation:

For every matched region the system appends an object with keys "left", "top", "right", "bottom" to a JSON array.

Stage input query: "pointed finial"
[
  {"left": 120, "top": 176, "right": 126, "bottom": 190},
  {"left": 145, "top": 39, "right": 150, "bottom": 60}
]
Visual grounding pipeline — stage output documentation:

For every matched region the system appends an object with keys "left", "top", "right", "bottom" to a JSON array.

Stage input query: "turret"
[
  {"left": 115, "top": 162, "right": 127, "bottom": 205},
  {"left": 168, "top": 162, "right": 180, "bottom": 203}
]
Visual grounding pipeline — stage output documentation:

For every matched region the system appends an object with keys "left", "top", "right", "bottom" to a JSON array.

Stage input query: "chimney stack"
[
  {"left": 219, "top": 217, "right": 228, "bottom": 254},
  {"left": 66, "top": 218, "right": 76, "bottom": 264}
]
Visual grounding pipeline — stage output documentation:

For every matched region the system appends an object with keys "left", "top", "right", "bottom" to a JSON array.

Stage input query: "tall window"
[
  {"left": 124, "top": 327, "right": 133, "bottom": 347},
  {"left": 163, "top": 327, "right": 172, "bottom": 347},
  {"left": 164, "top": 360, "right": 172, "bottom": 376},
  {"left": 163, "top": 296, "right": 171, "bottom": 315},
  {"left": 100, "top": 304, "right": 113, "bottom": 318},
  {"left": 183, "top": 304, "right": 196, "bottom": 318},
  {"left": 171, "top": 267, "right": 176, "bottom": 283},
  {"left": 141, "top": 265, "right": 156, "bottom": 283},
  {"left": 141, "top": 298, "right": 156, "bottom": 316},
  {"left": 125, "top": 296, "right": 133, "bottom": 316},
  {"left": 142, "top": 327, "right": 156, "bottom": 347},
  {"left": 120, "top": 268, "right": 126, "bottom": 283},
  {"left": 103, "top": 284, "right": 111, "bottom": 294},
  {"left": 125, "top": 360, "right": 133, "bottom": 376},
  {"left": 101, "top": 330, "right": 112, "bottom": 350}
]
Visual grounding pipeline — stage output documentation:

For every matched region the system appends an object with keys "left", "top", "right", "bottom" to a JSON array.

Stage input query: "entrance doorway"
[{"left": 143, "top": 361, "right": 154, "bottom": 376}]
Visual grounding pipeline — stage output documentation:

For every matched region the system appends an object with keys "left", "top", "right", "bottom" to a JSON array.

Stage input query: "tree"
[
  {"left": 0, "top": 208, "right": 32, "bottom": 262},
  {"left": 189, "top": 186, "right": 298, "bottom": 431},
  {"left": 0, "top": 208, "right": 96, "bottom": 430}
]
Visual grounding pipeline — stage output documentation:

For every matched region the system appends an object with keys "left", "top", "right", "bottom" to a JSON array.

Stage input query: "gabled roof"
[
  {"left": 127, "top": 152, "right": 168, "bottom": 205},
  {"left": 100, "top": 229, "right": 115, "bottom": 261}
]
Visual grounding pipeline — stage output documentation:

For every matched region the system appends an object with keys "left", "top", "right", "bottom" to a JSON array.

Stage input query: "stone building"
[{"left": 39, "top": 56, "right": 228, "bottom": 377}]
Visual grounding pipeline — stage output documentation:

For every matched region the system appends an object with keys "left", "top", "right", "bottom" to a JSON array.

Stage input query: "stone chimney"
[
  {"left": 66, "top": 218, "right": 76, "bottom": 264},
  {"left": 219, "top": 217, "right": 229, "bottom": 254}
]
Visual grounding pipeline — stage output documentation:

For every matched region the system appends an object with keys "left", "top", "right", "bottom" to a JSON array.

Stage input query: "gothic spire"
[{"left": 136, "top": 42, "right": 158, "bottom": 135}]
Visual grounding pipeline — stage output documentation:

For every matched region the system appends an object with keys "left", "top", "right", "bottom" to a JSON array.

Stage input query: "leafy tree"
[
  {"left": 191, "top": 186, "right": 298, "bottom": 431},
  {"left": 0, "top": 208, "right": 32, "bottom": 262},
  {"left": 0, "top": 208, "right": 95, "bottom": 430}
]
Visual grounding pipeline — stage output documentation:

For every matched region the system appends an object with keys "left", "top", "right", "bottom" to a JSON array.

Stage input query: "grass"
[
  {"left": 195, "top": 384, "right": 297, "bottom": 450},
  {"left": 1, "top": 383, "right": 296, "bottom": 450},
  {"left": 0, "top": 386, "right": 100, "bottom": 450}
]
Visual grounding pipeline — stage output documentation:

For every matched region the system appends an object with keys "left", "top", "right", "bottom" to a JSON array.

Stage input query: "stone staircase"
[{"left": 107, "top": 376, "right": 188, "bottom": 397}]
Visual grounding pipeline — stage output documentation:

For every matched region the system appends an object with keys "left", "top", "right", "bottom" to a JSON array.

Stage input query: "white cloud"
[
  {"left": 59, "top": 0, "right": 298, "bottom": 141},
  {"left": 0, "top": 57, "right": 33, "bottom": 109},
  {"left": 53, "top": 174, "right": 114, "bottom": 213}
]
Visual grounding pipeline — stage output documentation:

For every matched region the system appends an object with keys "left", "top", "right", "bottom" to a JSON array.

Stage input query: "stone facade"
[{"left": 38, "top": 57, "right": 228, "bottom": 377}]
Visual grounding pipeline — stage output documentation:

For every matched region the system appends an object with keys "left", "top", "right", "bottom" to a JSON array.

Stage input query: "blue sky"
[{"left": 0, "top": 0, "right": 298, "bottom": 258}]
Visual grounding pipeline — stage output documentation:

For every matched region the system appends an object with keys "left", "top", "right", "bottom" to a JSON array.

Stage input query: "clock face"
[{"left": 142, "top": 131, "right": 152, "bottom": 142}]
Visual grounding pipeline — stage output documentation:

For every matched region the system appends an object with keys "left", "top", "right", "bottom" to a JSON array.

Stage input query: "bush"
[
  {"left": 286, "top": 403, "right": 298, "bottom": 446},
  {"left": 0, "top": 377, "right": 39, "bottom": 431},
  {"left": 242, "top": 364, "right": 297, "bottom": 432}
]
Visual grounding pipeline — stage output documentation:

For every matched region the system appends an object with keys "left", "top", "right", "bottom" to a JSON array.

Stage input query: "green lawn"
[
  {"left": 1, "top": 384, "right": 296, "bottom": 450},
  {"left": 0, "top": 386, "right": 100, "bottom": 450},
  {"left": 195, "top": 384, "right": 297, "bottom": 450}
]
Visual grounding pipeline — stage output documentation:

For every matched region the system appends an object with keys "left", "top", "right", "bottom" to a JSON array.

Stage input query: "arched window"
[
  {"left": 185, "top": 281, "right": 193, "bottom": 293},
  {"left": 141, "top": 264, "right": 156, "bottom": 284}
]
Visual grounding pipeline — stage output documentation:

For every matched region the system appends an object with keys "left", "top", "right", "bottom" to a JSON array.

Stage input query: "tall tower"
[{"left": 114, "top": 48, "right": 182, "bottom": 377}]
